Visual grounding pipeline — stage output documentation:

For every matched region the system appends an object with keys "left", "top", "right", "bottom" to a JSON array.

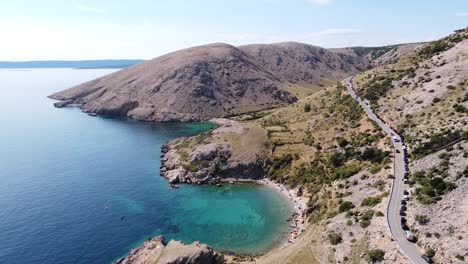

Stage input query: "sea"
[{"left": 0, "top": 68, "right": 292, "bottom": 264}]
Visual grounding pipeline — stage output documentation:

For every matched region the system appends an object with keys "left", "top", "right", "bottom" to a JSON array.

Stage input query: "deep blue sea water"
[{"left": 0, "top": 68, "right": 292, "bottom": 264}]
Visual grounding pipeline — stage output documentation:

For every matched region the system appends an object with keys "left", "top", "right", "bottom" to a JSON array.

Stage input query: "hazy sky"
[{"left": 1, "top": 0, "right": 467, "bottom": 60}]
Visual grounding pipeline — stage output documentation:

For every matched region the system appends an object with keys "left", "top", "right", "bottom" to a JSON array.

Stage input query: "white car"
[
  {"left": 403, "top": 194, "right": 409, "bottom": 201},
  {"left": 405, "top": 230, "right": 415, "bottom": 241}
]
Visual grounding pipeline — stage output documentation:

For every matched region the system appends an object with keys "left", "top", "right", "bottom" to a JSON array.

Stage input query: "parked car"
[
  {"left": 403, "top": 194, "right": 409, "bottom": 201},
  {"left": 396, "top": 149, "right": 401, "bottom": 153},
  {"left": 421, "top": 255, "right": 433, "bottom": 263},
  {"left": 399, "top": 211, "right": 406, "bottom": 216},
  {"left": 405, "top": 230, "right": 415, "bottom": 241},
  {"left": 401, "top": 200, "right": 407, "bottom": 205},
  {"left": 401, "top": 205, "right": 407, "bottom": 211},
  {"left": 403, "top": 190, "right": 409, "bottom": 195},
  {"left": 401, "top": 217, "right": 406, "bottom": 224},
  {"left": 403, "top": 179, "right": 409, "bottom": 184},
  {"left": 402, "top": 222, "right": 409, "bottom": 230}
]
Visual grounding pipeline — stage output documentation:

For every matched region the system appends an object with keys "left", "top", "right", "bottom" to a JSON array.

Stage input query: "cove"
[{"left": 0, "top": 68, "right": 293, "bottom": 264}]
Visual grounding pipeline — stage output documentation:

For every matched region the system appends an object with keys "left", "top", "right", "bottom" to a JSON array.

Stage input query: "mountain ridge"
[{"left": 49, "top": 41, "right": 381, "bottom": 121}]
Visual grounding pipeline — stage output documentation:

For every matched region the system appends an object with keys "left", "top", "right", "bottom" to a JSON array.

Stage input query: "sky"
[{"left": 0, "top": 0, "right": 467, "bottom": 60}]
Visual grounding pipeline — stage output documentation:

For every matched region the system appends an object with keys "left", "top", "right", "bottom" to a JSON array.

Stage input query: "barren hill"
[{"left": 49, "top": 42, "right": 371, "bottom": 121}]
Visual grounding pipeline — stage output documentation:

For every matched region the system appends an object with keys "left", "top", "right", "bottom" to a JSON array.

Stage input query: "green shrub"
[
  {"left": 415, "top": 215, "right": 429, "bottom": 224},
  {"left": 337, "top": 137, "right": 349, "bottom": 147},
  {"left": 425, "top": 248, "right": 436, "bottom": 258},
  {"left": 304, "top": 103, "right": 311, "bottom": 113},
  {"left": 339, "top": 201, "right": 355, "bottom": 212},
  {"left": 361, "top": 196, "right": 382, "bottom": 207},
  {"left": 328, "top": 232, "right": 342, "bottom": 245},
  {"left": 333, "top": 161, "right": 362, "bottom": 179},
  {"left": 367, "top": 249, "right": 385, "bottom": 262}
]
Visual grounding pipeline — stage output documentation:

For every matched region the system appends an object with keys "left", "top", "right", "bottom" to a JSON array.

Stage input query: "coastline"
[{"left": 213, "top": 177, "right": 308, "bottom": 249}]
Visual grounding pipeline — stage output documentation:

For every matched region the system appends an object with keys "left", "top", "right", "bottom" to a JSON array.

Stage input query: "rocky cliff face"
[
  {"left": 49, "top": 42, "right": 370, "bottom": 122},
  {"left": 115, "top": 236, "right": 223, "bottom": 264}
]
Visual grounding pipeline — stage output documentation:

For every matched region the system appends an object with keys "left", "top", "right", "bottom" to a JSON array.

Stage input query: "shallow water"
[{"left": 0, "top": 68, "right": 292, "bottom": 264}]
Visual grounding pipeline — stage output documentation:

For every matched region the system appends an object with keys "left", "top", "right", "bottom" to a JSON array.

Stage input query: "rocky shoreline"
[
  {"left": 115, "top": 235, "right": 224, "bottom": 264},
  {"left": 159, "top": 131, "right": 308, "bottom": 249}
]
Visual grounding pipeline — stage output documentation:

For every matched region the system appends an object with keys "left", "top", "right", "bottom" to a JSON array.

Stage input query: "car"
[
  {"left": 403, "top": 194, "right": 409, "bottom": 201},
  {"left": 400, "top": 217, "right": 406, "bottom": 224},
  {"left": 401, "top": 205, "right": 407, "bottom": 212},
  {"left": 402, "top": 222, "right": 409, "bottom": 230},
  {"left": 401, "top": 200, "right": 407, "bottom": 205},
  {"left": 396, "top": 149, "right": 401, "bottom": 153},
  {"left": 403, "top": 190, "right": 409, "bottom": 195},
  {"left": 405, "top": 230, "right": 415, "bottom": 241},
  {"left": 399, "top": 211, "right": 406, "bottom": 216},
  {"left": 421, "top": 255, "right": 433, "bottom": 263},
  {"left": 403, "top": 179, "right": 409, "bottom": 184}
]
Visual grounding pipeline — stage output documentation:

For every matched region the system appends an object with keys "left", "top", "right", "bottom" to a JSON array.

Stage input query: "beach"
[{"left": 259, "top": 179, "right": 308, "bottom": 246}]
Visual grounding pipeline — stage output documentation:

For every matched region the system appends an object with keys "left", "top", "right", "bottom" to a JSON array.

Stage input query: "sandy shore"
[{"left": 258, "top": 179, "right": 308, "bottom": 246}]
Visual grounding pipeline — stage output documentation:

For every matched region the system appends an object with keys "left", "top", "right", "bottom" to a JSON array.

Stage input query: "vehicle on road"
[
  {"left": 403, "top": 194, "right": 409, "bottom": 201},
  {"left": 403, "top": 190, "right": 409, "bottom": 195},
  {"left": 401, "top": 200, "right": 407, "bottom": 205},
  {"left": 403, "top": 179, "right": 409, "bottom": 184},
  {"left": 421, "top": 255, "right": 433, "bottom": 263},
  {"left": 396, "top": 149, "right": 401, "bottom": 153},
  {"left": 405, "top": 230, "right": 415, "bottom": 241}
]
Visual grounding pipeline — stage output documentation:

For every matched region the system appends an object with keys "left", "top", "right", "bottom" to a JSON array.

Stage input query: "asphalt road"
[{"left": 345, "top": 78, "right": 428, "bottom": 264}]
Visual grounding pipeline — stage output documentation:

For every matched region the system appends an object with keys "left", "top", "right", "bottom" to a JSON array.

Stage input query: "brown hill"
[{"left": 49, "top": 42, "right": 370, "bottom": 121}]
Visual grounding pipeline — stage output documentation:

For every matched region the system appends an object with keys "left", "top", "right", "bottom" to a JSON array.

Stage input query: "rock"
[
  {"left": 165, "top": 169, "right": 182, "bottom": 184},
  {"left": 115, "top": 235, "right": 223, "bottom": 264},
  {"left": 53, "top": 99, "right": 73, "bottom": 108}
]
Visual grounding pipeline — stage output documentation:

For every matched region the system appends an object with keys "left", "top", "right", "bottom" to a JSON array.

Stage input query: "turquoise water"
[{"left": 0, "top": 68, "right": 292, "bottom": 264}]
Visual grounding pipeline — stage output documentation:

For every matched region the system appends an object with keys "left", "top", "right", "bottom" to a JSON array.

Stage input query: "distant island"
[{"left": 0, "top": 60, "right": 144, "bottom": 69}]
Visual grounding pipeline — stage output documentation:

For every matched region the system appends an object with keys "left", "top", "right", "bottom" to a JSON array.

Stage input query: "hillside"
[
  {"left": 147, "top": 28, "right": 468, "bottom": 264},
  {"left": 49, "top": 42, "right": 371, "bottom": 122},
  {"left": 352, "top": 27, "right": 468, "bottom": 263}
]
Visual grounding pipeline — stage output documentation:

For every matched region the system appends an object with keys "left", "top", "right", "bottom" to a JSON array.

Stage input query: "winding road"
[{"left": 345, "top": 78, "right": 428, "bottom": 264}]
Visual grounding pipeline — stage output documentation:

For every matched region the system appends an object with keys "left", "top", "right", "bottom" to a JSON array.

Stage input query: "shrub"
[
  {"left": 360, "top": 148, "right": 388, "bottom": 163},
  {"left": 333, "top": 162, "right": 362, "bottom": 179},
  {"left": 361, "top": 196, "right": 382, "bottom": 207},
  {"left": 425, "top": 248, "right": 436, "bottom": 258},
  {"left": 337, "top": 137, "right": 349, "bottom": 147},
  {"left": 415, "top": 215, "right": 429, "bottom": 224},
  {"left": 367, "top": 249, "right": 385, "bottom": 262},
  {"left": 375, "top": 211, "right": 384, "bottom": 217},
  {"left": 339, "top": 201, "right": 355, "bottom": 212},
  {"left": 328, "top": 232, "right": 342, "bottom": 245},
  {"left": 304, "top": 103, "right": 311, "bottom": 112}
]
